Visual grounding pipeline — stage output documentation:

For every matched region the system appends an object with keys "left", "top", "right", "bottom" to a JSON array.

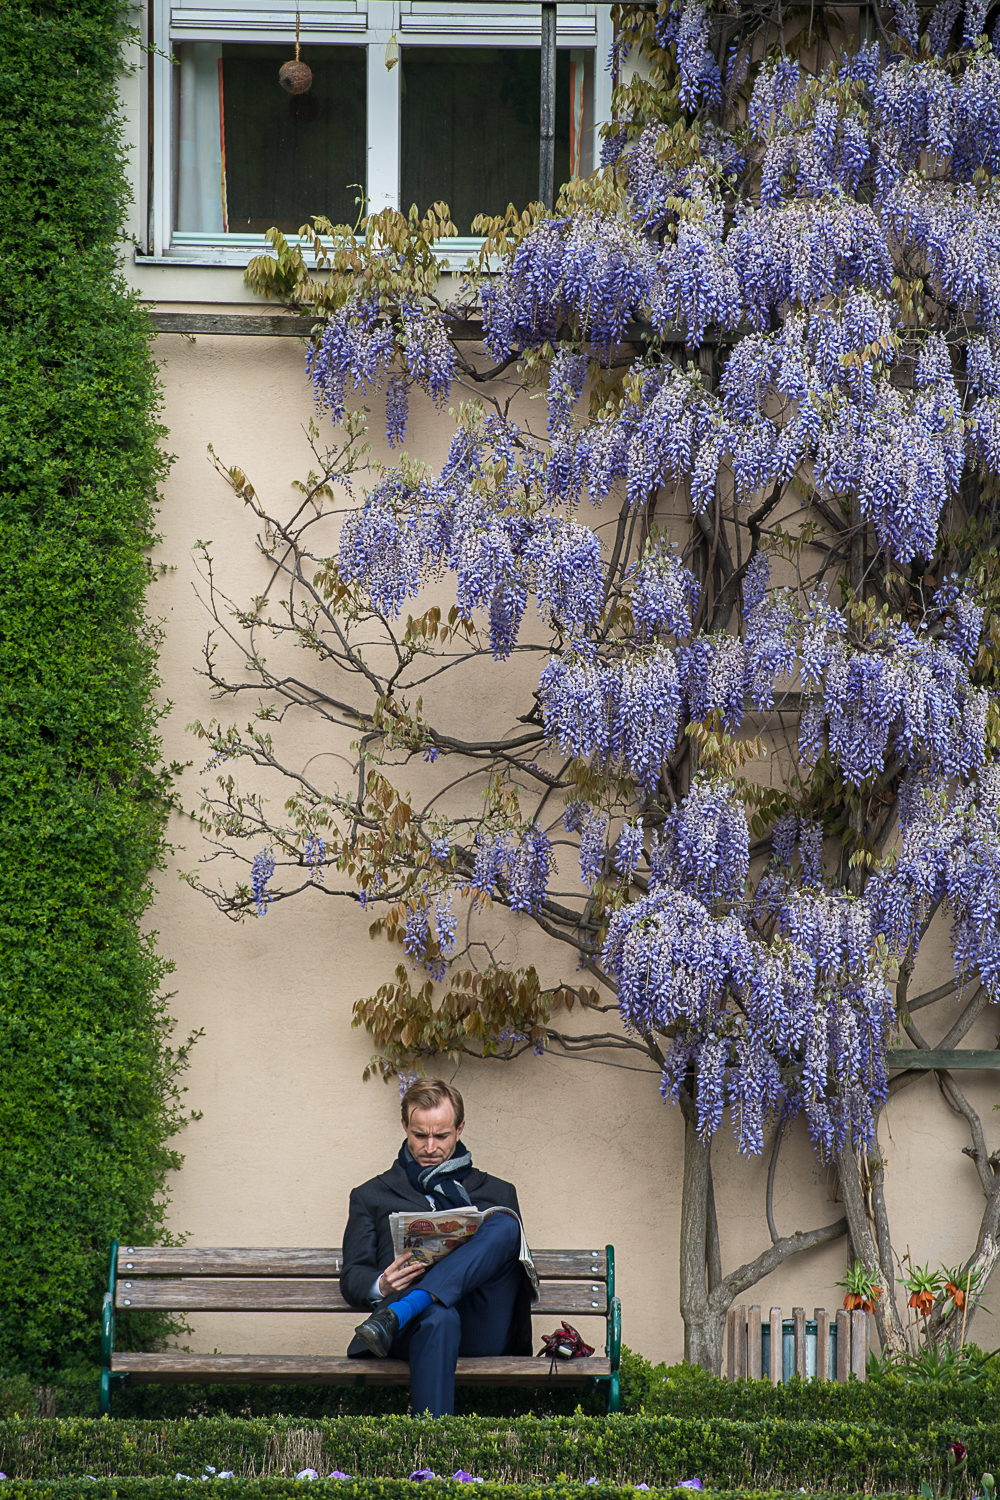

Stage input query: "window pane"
[
  {"left": 400, "top": 47, "right": 571, "bottom": 232},
  {"left": 213, "top": 43, "right": 365, "bottom": 234}
]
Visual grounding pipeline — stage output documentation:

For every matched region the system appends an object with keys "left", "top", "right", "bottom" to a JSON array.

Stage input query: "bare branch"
[
  {"left": 939, "top": 1072, "right": 996, "bottom": 1197},
  {"left": 937, "top": 985, "right": 988, "bottom": 1050},
  {"left": 908, "top": 972, "right": 977, "bottom": 1013},
  {"left": 710, "top": 1216, "right": 847, "bottom": 1310}
]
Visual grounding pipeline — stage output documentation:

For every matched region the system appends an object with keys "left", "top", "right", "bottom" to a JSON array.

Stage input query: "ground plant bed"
[{"left": 0, "top": 1483, "right": 925, "bottom": 1500}]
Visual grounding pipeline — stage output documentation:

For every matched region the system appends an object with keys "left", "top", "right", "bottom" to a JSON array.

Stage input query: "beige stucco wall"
[
  {"left": 115, "top": 19, "right": 1000, "bottom": 1375},
  {"left": 134, "top": 324, "right": 1000, "bottom": 1369}
]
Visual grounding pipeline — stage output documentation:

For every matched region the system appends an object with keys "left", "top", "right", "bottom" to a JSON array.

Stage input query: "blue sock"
[{"left": 391, "top": 1287, "right": 433, "bottom": 1330}]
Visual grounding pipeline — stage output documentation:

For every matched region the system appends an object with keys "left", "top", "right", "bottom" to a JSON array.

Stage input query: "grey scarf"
[{"left": 399, "top": 1141, "right": 474, "bottom": 1209}]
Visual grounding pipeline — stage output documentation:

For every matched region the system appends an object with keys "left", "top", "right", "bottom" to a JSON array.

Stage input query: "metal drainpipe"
[{"left": 540, "top": 2, "right": 557, "bottom": 210}]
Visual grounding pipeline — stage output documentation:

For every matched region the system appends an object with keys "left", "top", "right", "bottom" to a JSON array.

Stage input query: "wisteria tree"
[{"left": 186, "top": 0, "right": 1000, "bottom": 1372}]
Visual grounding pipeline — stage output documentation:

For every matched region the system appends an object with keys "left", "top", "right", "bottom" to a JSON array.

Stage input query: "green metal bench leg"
[
  {"left": 100, "top": 1367, "right": 128, "bottom": 1418},
  {"left": 100, "top": 1239, "right": 119, "bottom": 1417},
  {"left": 605, "top": 1244, "right": 621, "bottom": 1414}
]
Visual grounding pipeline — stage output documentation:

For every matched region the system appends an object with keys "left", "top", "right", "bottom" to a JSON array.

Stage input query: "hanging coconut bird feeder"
[{"left": 279, "top": 14, "right": 312, "bottom": 94}]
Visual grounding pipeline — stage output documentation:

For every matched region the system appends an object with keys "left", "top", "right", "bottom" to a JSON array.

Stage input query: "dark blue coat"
[{"left": 340, "top": 1156, "right": 533, "bottom": 1354}]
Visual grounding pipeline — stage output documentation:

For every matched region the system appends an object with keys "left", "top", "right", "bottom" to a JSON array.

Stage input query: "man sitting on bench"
[{"left": 341, "top": 1078, "right": 533, "bottom": 1416}]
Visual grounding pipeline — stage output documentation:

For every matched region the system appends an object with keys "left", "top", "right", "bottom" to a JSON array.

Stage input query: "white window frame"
[{"left": 142, "top": 0, "right": 612, "bottom": 264}]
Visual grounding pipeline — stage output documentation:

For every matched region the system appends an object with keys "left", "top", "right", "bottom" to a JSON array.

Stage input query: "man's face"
[{"left": 404, "top": 1099, "right": 464, "bottom": 1168}]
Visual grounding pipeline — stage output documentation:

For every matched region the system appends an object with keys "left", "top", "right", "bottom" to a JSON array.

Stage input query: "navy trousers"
[{"left": 391, "top": 1211, "right": 522, "bottom": 1416}]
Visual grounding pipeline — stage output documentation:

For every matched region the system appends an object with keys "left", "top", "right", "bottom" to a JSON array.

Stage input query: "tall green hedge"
[{"left": 0, "top": 0, "right": 181, "bottom": 1371}]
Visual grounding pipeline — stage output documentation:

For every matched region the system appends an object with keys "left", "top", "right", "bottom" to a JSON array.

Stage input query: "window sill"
[{"left": 134, "top": 232, "right": 487, "bottom": 271}]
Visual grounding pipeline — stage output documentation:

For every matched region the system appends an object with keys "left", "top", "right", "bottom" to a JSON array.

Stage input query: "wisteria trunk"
[
  {"left": 679, "top": 1110, "right": 726, "bottom": 1372},
  {"left": 835, "top": 1142, "right": 907, "bottom": 1355}
]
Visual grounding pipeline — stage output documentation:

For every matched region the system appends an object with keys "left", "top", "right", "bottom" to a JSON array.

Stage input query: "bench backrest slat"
[
  {"left": 115, "top": 1275, "right": 609, "bottom": 1317},
  {"left": 116, "top": 1247, "right": 607, "bottom": 1281},
  {"left": 117, "top": 1249, "right": 342, "bottom": 1277}
]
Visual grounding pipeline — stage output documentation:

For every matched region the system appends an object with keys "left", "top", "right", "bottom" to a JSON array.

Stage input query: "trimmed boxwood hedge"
[
  {"left": 0, "top": 1484, "right": 918, "bottom": 1500},
  {"left": 8, "top": 1354, "right": 1000, "bottom": 1427},
  {"left": 0, "top": 0, "right": 181, "bottom": 1373},
  {"left": 624, "top": 1359, "right": 1000, "bottom": 1426},
  {"left": 0, "top": 1416, "right": 987, "bottom": 1494}
]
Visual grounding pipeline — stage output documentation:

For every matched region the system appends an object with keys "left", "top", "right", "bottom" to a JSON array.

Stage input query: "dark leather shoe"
[{"left": 354, "top": 1304, "right": 400, "bottom": 1358}]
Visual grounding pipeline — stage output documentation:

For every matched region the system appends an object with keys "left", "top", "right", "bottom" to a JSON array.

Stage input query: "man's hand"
[{"left": 378, "top": 1251, "right": 425, "bottom": 1297}]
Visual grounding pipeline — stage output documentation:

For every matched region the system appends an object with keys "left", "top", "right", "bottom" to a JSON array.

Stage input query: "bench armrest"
[
  {"left": 101, "top": 1292, "right": 115, "bottom": 1368},
  {"left": 102, "top": 1239, "right": 118, "bottom": 1369},
  {"left": 607, "top": 1296, "right": 621, "bottom": 1370}
]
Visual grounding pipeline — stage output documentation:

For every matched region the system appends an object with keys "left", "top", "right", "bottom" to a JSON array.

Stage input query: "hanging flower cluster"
[
  {"left": 564, "top": 801, "right": 610, "bottom": 885},
  {"left": 404, "top": 892, "right": 458, "bottom": 981},
  {"left": 539, "top": 645, "right": 683, "bottom": 789},
  {"left": 821, "top": 625, "right": 987, "bottom": 784},
  {"left": 305, "top": 271, "right": 457, "bottom": 446},
  {"left": 471, "top": 825, "right": 555, "bottom": 913},
  {"left": 307, "top": 296, "right": 395, "bottom": 426},
  {"left": 868, "top": 765, "right": 1000, "bottom": 995},
  {"left": 481, "top": 211, "right": 652, "bottom": 357},
  {"left": 337, "top": 427, "right": 603, "bottom": 656},
  {"left": 630, "top": 548, "right": 701, "bottom": 640},
  {"left": 602, "top": 780, "right": 894, "bottom": 1156},
  {"left": 538, "top": 575, "right": 985, "bottom": 791},
  {"left": 251, "top": 848, "right": 275, "bottom": 916}
]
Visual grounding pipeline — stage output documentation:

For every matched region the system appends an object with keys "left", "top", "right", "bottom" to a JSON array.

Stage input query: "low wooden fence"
[{"left": 724, "top": 1305, "right": 870, "bottom": 1383}]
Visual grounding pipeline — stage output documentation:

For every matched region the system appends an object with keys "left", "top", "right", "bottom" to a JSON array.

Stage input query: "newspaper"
[{"left": 388, "top": 1205, "right": 539, "bottom": 1300}]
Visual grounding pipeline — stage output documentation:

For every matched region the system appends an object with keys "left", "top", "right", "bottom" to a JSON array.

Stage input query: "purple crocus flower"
[
  {"left": 409, "top": 1470, "right": 437, "bottom": 1482},
  {"left": 678, "top": 1482, "right": 703, "bottom": 1491},
  {"left": 296, "top": 1470, "right": 319, "bottom": 1481}
]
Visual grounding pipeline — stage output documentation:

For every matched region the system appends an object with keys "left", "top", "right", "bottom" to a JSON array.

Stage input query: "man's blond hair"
[{"left": 400, "top": 1077, "right": 465, "bottom": 1128}]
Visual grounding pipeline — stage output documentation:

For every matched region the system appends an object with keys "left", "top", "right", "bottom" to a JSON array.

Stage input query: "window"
[
  {"left": 143, "top": 1, "right": 612, "bottom": 262},
  {"left": 174, "top": 43, "right": 367, "bottom": 234},
  {"left": 401, "top": 47, "right": 594, "bottom": 230}
]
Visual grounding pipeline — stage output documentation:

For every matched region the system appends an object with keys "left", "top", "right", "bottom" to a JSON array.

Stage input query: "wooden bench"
[{"left": 100, "top": 1240, "right": 621, "bottom": 1415}]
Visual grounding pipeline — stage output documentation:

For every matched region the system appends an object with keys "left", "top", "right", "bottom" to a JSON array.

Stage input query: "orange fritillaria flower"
[
  {"left": 946, "top": 1281, "right": 966, "bottom": 1308},
  {"left": 909, "top": 1289, "right": 935, "bottom": 1315},
  {"left": 843, "top": 1288, "right": 881, "bottom": 1312}
]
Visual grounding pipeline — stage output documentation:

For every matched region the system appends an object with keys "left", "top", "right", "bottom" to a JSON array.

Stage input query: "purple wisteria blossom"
[
  {"left": 616, "top": 819, "right": 645, "bottom": 880},
  {"left": 251, "top": 848, "right": 275, "bottom": 916},
  {"left": 631, "top": 549, "right": 701, "bottom": 639},
  {"left": 565, "top": 801, "right": 610, "bottom": 885},
  {"left": 304, "top": 833, "right": 325, "bottom": 883},
  {"left": 603, "top": 778, "right": 894, "bottom": 1157},
  {"left": 472, "top": 826, "right": 554, "bottom": 913}
]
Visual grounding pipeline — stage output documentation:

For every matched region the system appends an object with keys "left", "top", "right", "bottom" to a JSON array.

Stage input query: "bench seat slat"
[
  {"left": 112, "top": 1352, "right": 611, "bottom": 1387},
  {"left": 116, "top": 1248, "right": 606, "bottom": 1280},
  {"left": 117, "top": 1278, "right": 608, "bottom": 1316}
]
